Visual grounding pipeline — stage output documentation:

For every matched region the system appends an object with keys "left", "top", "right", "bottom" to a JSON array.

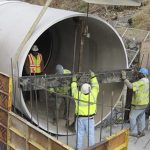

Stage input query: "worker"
[
  {"left": 25, "top": 45, "right": 44, "bottom": 75},
  {"left": 122, "top": 67, "right": 149, "bottom": 137},
  {"left": 50, "top": 64, "right": 71, "bottom": 124},
  {"left": 24, "top": 45, "right": 44, "bottom": 102},
  {"left": 71, "top": 70, "right": 99, "bottom": 150}
]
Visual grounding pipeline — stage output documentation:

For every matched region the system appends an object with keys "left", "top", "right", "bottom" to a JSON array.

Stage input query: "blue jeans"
[
  {"left": 75, "top": 117, "right": 95, "bottom": 150},
  {"left": 130, "top": 107, "right": 146, "bottom": 134}
]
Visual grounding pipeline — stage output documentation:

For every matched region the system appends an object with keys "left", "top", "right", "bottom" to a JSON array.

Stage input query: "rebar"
[{"left": 99, "top": 90, "right": 104, "bottom": 142}]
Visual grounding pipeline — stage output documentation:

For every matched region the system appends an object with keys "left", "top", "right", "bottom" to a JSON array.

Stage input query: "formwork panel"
[
  {"left": 7, "top": 112, "right": 74, "bottom": 150},
  {"left": 0, "top": 93, "right": 9, "bottom": 110},
  {"left": 9, "top": 115, "right": 28, "bottom": 139},
  {"left": 0, "top": 109, "right": 8, "bottom": 127},
  {"left": 9, "top": 131, "right": 26, "bottom": 150},
  {"left": 0, "top": 74, "right": 9, "bottom": 93},
  {"left": 0, "top": 125, "right": 7, "bottom": 144},
  {"left": 0, "top": 73, "right": 10, "bottom": 148},
  {"left": 29, "top": 127, "right": 48, "bottom": 149}
]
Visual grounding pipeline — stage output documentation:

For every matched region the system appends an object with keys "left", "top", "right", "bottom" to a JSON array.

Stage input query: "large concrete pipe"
[{"left": 0, "top": 1, "right": 128, "bottom": 135}]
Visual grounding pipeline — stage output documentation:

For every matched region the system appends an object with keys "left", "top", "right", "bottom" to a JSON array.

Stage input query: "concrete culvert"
[{"left": 0, "top": 1, "right": 128, "bottom": 135}]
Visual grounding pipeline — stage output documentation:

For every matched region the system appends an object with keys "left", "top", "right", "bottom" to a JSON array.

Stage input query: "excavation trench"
[{"left": 0, "top": 1, "right": 128, "bottom": 135}]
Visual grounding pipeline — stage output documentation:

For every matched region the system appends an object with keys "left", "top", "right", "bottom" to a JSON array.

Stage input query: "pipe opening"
[{"left": 20, "top": 16, "right": 127, "bottom": 135}]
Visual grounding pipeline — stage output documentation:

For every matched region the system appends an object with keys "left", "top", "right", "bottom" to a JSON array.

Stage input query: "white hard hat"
[
  {"left": 81, "top": 83, "right": 91, "bottom": 94},
  {"left": 56, "top": 64, "right": 64, "bottom": 74},
  {"left": 32, "top": 45, "right": 39, "bottom": 52}
]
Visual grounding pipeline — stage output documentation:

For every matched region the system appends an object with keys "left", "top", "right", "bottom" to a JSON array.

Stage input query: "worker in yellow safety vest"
[
  {"left": 25, "top": 45, "right": 44, "bottom": 75},
  {"left": 122, "top": 67, "right": 149, "bottom": 137},
  {"left": 50, "top": 64, "right": 71, "bottom": 124},
  {"left": 71, "top": 70, "right": 99, "bottom": 150}
]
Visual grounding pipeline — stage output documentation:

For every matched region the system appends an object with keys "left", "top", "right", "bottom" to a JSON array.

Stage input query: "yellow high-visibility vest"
[
  {"left": 28, "top": 53, "right": 42, "bottom": 74},
  {"left": 55, "top": 69, "right": 71, "bottom": 94},
  {"left": 71, "top": 76, "right": 99, "bottom": 116},
  {"left": 132, "top": 78, "right": 149, "bottom": 105},
  {"left": 49, "top": 69, "right": 71, "bottom": 94}
]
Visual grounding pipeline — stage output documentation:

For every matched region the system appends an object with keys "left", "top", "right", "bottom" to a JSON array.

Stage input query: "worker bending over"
[
  {"left": 122, "top": 67, "right": 149, "bottom": 137},
  {"left": 71, "top": 71, "right": 99, "bottom": 150},
  {"left": 25, "top": 45, "right": 44, "bottom": 75},
  {"left": 50, "top": 64, "right": 71, "bottom": 124}
]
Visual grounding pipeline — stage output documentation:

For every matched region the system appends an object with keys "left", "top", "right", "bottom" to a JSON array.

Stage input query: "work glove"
[
  {"left": 121, "top": 71, "right": 126, "bottom": 80},
  {"left": 72, "top": 74, "right": 77, "bottom": 82},
  {"left": 89, "top": 70, "right": 95, "bottom": 78}
]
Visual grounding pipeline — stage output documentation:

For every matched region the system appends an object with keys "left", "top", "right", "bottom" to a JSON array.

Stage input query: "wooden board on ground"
[
  {"left": 140, "top": 41, "right": 150, "bottom": 69},
  {"left": 85, "top": 129, "right": 129, "bottom": 150}
]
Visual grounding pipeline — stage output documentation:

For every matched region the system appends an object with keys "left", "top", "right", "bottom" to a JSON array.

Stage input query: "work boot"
[
  {"left": 129, "top": 133, "right": 139, "bottom": 137},
  {"left": 138, "top": 131, "right": 145, "bottom": 137}
]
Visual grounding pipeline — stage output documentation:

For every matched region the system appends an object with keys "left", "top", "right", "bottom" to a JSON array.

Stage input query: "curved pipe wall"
[{"left": 0, "top": 1, "right": 128, "bottom": 135}]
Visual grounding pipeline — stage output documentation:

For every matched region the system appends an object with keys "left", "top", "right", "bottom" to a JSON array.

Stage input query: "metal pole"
[
  {"left": 56, "top": 94, "right": 59, "bottom": 140},
  {"left": 99, "top": 90, "right": 104, "bottom": 142},
  {"left": 76, "top": 89, "right": 80, "bottom": 150},
  {"left": 110, "top": 91, "right": 114, "bottom": 136},
  {"left": 146, "top": 53, "right": 149, "bottom": 68},
  {"left": 121, "top": 93, "right": 124, "bottom": 130},
  {"left": 30, "top": 78, "right": 33, "bottom": 122},
  {"left": 17, "top": 61, "right": 23, "bottom": 117},
  {"left": 66, "top": 81, "right": 69, "bottom": 145},
  {"left": 35, "top": 77, "right": 39, "bottom": 126},
  {"left": 72, "top": 25, "right": 78, "bottom": 72},
  {"left": 45, "top": 75, "right": 49, "bottom": 132},
  {"left": 88, "top": 88, "right": 90, "bottom": 147}
]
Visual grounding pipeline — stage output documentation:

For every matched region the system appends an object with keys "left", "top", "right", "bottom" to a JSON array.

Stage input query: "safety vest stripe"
[{"left": 28, "top": 54, "right": 34, "bottom": 65}]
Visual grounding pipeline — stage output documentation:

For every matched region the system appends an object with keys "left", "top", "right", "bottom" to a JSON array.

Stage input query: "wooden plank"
[
  {"left": 9, "top": 127, "right": 26, "bottom": 139},
  {"left": 107, "top": 133, "right": 126, "bottom": 150},
  {"left": 9, "top": 131, "right": 26, "bottom": 150},
  {"left": 85, "top": 129, "right": 129, "bottom": 150},
  {"left": 0, "top": 109, "right": 8, "bottom": 127},
  {"left": 85, "top": 140, "right": 108, "bottom": 150},
  {"left": 0, "top": 73, "right": 10, "bottom": 147},
  {"left": 0, "top": 73, "right": 9, "bottom": 93},
  {"left": 0, "top": 92, "right": 9, "bottom": 110},
  {"left": 9, "top": 114, "right": 28, "bottom": 139},
  {"left": 8, "top": 112, "right": 74, "bottom": 150},
  {"left": 28, "top": 139, "right": 47, "bottom": 150},
  {"left": 29, "top": 127, "right": 48, "bottom": 149},
  {"left": 8, "top": 77, "right": 12, "bottom": 111}
]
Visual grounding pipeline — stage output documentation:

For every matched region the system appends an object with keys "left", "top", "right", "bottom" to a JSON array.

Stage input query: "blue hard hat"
[{"left": 139, "top": 67, "right": 149, "bottom": 76}]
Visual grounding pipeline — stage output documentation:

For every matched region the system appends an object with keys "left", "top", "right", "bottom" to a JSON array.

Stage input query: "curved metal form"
[{"left": 0, "top": 1, "right": 128, "bottom": 135}]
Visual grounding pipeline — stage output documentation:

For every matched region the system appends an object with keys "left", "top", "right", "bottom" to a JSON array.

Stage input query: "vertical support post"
[
  {"left": 76, "top": 89, "right": 80, "bottom": 150},
  {"left": 45, "top": 75, "right": 49, "bottom": 132},
  {"left": 35, "top": 77, "right": 39, "bottom": 127},
  {"left": 110, "top": 91, "right": 114, "bottom": 136},
  {"left": 56, "top": 94, "right": 58, "bottom": 140},
  {"left": 66, "top": 78, "right": 69, "bottom": 145},
  {"left": 17, "top": 61, "right": 23, "bottom": 117},
  {"left": 99, "top": 90, "right": 104, "bottom": 142},
  {"left": 87, "top": 89, "right": 90, "bottom": 148},
  {"left": 30, "top": 78, "right": 33, "bottom": 122}
]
